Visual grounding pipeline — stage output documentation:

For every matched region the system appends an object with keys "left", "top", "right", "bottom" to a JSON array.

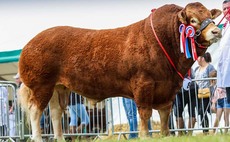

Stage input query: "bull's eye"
[{"left": 191, "top": 19, "right": 196, "bottom": 24}]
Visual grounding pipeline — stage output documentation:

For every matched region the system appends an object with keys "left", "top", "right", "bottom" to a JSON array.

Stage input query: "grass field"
[
  {"left": 91, "top": 122, "right": 230, "bottom": 142},
  {"left": 21, "top": 131, "right": 230, "bottom": 142},
  {"left": 98, "top": 134, "right": 230, "bottom": 142}
]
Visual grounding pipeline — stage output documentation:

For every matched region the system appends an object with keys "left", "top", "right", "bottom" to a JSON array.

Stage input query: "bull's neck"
[{"left": 143, "top": 12, "right": 194, "bottom": 77}]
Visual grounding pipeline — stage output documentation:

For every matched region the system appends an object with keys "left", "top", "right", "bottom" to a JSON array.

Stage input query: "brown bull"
[{"left": 18, "top": 2, "right": 221, "bottom": 141}]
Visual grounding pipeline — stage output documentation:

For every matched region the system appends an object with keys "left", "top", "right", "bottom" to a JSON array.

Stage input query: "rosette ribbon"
[
  {"left": 179, "top": 24, "right": 186, "bottom": 53},
  {"left": 186, "top": 25, "right": 197, "bottom": 61}
]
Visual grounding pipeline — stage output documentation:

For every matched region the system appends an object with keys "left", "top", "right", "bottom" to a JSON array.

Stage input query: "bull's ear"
[
  {"left": 178, "top": 10, "right": 187, "bottom": 24},
  {"left": 210, "top": 9, "right": 222, "bottom": 19}
]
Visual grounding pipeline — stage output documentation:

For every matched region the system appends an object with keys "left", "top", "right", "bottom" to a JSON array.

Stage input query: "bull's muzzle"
[
  {"left": 211, "top": 27, "right": 222, "bottom": 43},
  {"left": 212, "top": 28, "right": 222, "bottom": 38}
]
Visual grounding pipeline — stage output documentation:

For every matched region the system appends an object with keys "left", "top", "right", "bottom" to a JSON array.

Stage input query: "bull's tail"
[{"left": 18, "top": 84, "right": 32, "bottom": 125}]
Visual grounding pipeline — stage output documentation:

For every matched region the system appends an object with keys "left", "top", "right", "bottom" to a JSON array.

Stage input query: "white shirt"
[
  {"left": 0, "top": 86, "right": 8, "bottom": 126},
  {"left": 217, "top": 21, "right": 230, "bottom": 87}
]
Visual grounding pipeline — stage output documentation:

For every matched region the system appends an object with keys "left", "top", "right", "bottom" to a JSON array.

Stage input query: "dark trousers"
[
  {"left": 0, "top": 125, "right": 7, "bottom": 136},
  {"left": 226, "top": 87, "right": 230, "bottom": 103}
]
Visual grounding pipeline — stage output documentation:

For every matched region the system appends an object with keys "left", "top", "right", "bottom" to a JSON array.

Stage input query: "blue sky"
[{"left": 0, "top": 0, "right": 223, "bottom": 51}]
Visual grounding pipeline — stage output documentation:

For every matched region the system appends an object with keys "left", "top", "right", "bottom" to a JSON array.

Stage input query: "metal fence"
[
  {"left": 111, "top": 78, "right": 230, "bottom": 140},
  {"left": 0, "top": 81, "right": 110, "bottom": 142},
  {"left": 0, "top": 81, "right": 22, "bottom": 142},
  {"left": 0, "top": 78, "right": 229, "bottom": 141}
]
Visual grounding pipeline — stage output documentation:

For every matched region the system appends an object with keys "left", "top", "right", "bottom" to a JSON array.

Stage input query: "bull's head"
[{"left": 178, "top": 2, "right": 222, "bottom": 47}]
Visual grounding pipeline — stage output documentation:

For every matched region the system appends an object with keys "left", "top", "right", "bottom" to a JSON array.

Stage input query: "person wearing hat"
[
  {"left": 10, "top": 73, "right": 21, "bottom": 114},
  {"left": 10, "top": 73, "right": 21, "bottom": 113},
  {"left": 13, "top": 73, "right": 22, "bottom": 88},
  {"left": 8, "top": 73, "right": 22, "bottom": 136}
]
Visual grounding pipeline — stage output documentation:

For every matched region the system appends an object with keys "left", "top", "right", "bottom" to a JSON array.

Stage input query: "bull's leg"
[
  {"left": 49, "top": 85, "right": 70, "bottom": 141},
  {"left": 138, "top": 107, "right": 152, "bottom": 138},
  {"left": 29, "top": 104, "right": 43, "bottom": 142},
  {"left": 130, "top": 74, "right": 154, "bottom": 138},
  {"left": 18, "top": 85, "right": 43, "bottom": 142},
  {"left": 49, "top": 91, "right": 65, "bottom": 141},
  {"left": 158, "top": 104, "right": 172, "bottom": 136},
  {"left": 27, "top": 86, "right": 54, "bottom": 142}
]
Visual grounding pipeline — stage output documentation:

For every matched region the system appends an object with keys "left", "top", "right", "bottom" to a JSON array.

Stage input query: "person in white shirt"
[
  {"left": 210, "top": 70, "right": 230, "bottom": 134},
  {"left": 217, "top": 0, "right": 230, "bottom": 104},
  {"left": 0, "top": 86, "right": 8, "bottom": 136}
]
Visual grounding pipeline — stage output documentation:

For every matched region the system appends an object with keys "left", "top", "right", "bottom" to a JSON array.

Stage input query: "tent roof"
[
  {"left": 0, "top": 49, "right": 21, "bottom": 63},
  {"left": 0, "top": 49, "right": 21, "bottom": 81}
]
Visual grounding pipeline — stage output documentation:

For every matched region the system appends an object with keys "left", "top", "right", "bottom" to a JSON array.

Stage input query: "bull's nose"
[{"left": 212, "top": 28, "right": 222, "bottom": 37}]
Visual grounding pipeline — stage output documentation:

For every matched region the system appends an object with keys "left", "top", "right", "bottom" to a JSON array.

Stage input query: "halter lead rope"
[{"left": 150, "top": 11, "right": 184, "bottom": 80}]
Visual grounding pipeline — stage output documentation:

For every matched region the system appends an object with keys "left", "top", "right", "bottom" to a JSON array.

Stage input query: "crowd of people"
[
  {"left": 170, "top": 0, "right": 230, "bottom": 137},
  {"left": 168, "top": 52, "right": 230, "bottom": 136}
]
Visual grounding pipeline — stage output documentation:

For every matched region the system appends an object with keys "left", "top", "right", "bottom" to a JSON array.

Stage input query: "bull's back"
[{"left": 19, "top": 26, "right": 134, "bottom": 99}]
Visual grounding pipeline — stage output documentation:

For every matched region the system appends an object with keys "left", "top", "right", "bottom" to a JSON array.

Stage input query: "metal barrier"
[
  {"left": 1, "top": 77, "right": 230, "bottom": 141},
  {"left": 0, "top": 81, "right": 110, "bottom": 142},
  {"left": 111, "top": 97, "right": 160, "bottom": 140},
  {"left": 22, "top": 97, "right": 110, "bottom": 141},
  {"left": 111, "top": 78, "right": 230, "bottom": 140},
  {"left": 0, "top": 81, "right": 22, "bottom": 142}
]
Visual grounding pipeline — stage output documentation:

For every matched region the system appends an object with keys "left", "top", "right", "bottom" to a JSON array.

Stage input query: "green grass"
[
  {"left": 150, "top": 135, "right": 230, "bottom": 142},
  {"left": 95, "top": 134, "right": 230, "bottom": 142},
  {"left": 22, "top": 134, "right": 230, "bottom": 142}
]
